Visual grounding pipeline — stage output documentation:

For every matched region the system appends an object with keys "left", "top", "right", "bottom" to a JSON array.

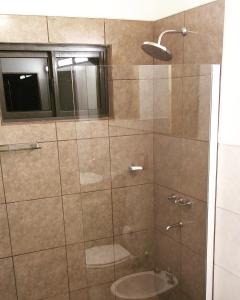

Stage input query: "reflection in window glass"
[
  {"left": 57, "top": 56, "right": 100, "bottom": 117},
  {"left": 1, "top": 57, "right": 51, "bottom": 112}
]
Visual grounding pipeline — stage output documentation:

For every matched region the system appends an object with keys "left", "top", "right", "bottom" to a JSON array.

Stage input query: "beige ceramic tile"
[
  {"left": 67, "top": 243, "right": 87, "bottom": 291},
  {"left": 8, "top": 197, "right": 65, "bottom": 255},
  {"left": 48, "top": 17, "right": 104, "bottom": 44},
  {"left": 0, "top": 123, "right": 56, "bottom": 145},
  {"left": 184, "top": 0, "right": 224, "bottom": 64},
  {"left": 105, "top": 19, "right": 153, "bottom": 65},
  {"left": 216, "top": 144, "right": 240, "bottom": 214},
  {"left": 180, "top": 139, "right": 208, "bottom": 201},
  {"left": 63, "top": 194, "right": 84, "bottom": 244},
  {"left": 56, "top": 121, "right": 77, "bottom": 140},
  {"left": 78, "top": 138, "right": 111, "bottom": 192},
  {"left": 85, "top": 238, "right": 114, "bottom": 286},
  {"left": 0, "top": 257, "right": 17, "bottom": 300},
  {"left": 0, "top": 15, "right": 48, "bottom": 43},
  {"left": 154, "top": 185, "right": 181, "bottom": 241},
  {"left": 0, "top": 204, "right": 11, "bottom": 258},
  {"left": 182, "top": 76, "right": 211, "bottom": 141},
  {"left": 154, "top": 134, "right": 182, "bottom": 191},
  {"left": 110, "top": 134, "right": 153, "bottom": 188},
  {"left": 0, "top": 170, "right": 5, "bottom": 203},
  {"left": 215, "top": 208, "right": 240, "bottom": 277},
  {"left": 82, "top": 190, "right": 113, "bottom": 241},
  {"left": 44, "top": 294, "right": 69, "bottom": 300},
  {"left": 114, "top": 230, "right": 154, "bottom": 279},
  {"left": 88, "top": 282, "right": 113, "bottom": 300},
  {"left": 1, "top": 142, "right": 61, "bottom": 202},
  {"left": 110, "top": 65, "right": 154, "bottom": 80},
  {"left": 181, "top": 246, "right": 205, "bottom": 300},
  {"left": 154, "top": 13, "right": 184, "bottom": 65},
  {"left": 70, "top": 289, "right": 88, "bottom": 300},
  {"left": 76, "top": 120, "right": 109, "bottom": 139},
  {"left": 155, "top": 232, "right": 181, "bottom": 280},
  {"left": 112, "top": 184, "right": 154, "bottom": 235},
  {"left": 181, "top": 197, "right": 207, "bottom": 256},
  {"left": 58, "top": 140, "right": 81, "bottom": 195},
  {"left": 14, "top": 247, "right": 68, "bottom": 300},
  {"left": 153, "top": 78, "right": 183, "bottom": 136}
]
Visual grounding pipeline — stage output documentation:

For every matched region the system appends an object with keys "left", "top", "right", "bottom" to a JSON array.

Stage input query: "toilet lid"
[{"left": 85, "top": 244, "right": 131, "bottom": 268}]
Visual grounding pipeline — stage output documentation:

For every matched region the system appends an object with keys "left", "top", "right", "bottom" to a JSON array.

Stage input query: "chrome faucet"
[{"left": 165, "top": 221, "right": 183, "bottom": 231}]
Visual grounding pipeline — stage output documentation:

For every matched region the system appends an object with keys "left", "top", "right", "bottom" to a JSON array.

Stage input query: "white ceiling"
[{"left": 0, "top": 0, "right": 217, "bottom": 21}]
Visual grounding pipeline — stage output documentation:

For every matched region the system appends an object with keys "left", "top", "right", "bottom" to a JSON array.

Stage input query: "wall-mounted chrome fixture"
[
  {"left": 167, "top": 195, "right": 192, "bottom": 207},
  {"left": 142, "top": 27, "right": 188, "bottom": 61},
  {"left": 174, "top": 198, "right": 192, "bottom": 207},
  {"left": 0, "top": 142, "right": 41, "bottom": 152},
  {"left": 128, "top": 165, "right": 144, "bottom": 173},
  {"left": 165, "top": 222, "right": 183, "bottom": 231}
]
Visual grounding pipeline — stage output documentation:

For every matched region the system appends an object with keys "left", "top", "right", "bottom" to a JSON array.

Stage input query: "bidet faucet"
[
  {"left": 165, "top": 221, "right": 183, "bottom": 231},
  {"left": 165, "top": 269, "right": 175, "bottom": 285}
]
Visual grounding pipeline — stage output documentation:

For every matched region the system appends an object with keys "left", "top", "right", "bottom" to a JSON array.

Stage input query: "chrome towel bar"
[{"left": 0, "top": 142, "right": 41, "bottom": 152}]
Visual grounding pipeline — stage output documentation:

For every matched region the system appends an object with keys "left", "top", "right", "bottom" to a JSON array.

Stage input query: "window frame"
[{"left": 0, "top": 43, "right": 108, "bottom": 122}]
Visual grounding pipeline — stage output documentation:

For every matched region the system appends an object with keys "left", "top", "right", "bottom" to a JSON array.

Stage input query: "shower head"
[
  {"left": 142, "top": 42, "right": 172, "bottom": 61},
  {"left": 141, "top": 27, "right": 188, "bottom": 61}
]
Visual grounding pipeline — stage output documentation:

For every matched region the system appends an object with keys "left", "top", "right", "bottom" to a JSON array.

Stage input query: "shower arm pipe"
[{"left": 157, "top": 27, "right": 188, "bottom": 44}]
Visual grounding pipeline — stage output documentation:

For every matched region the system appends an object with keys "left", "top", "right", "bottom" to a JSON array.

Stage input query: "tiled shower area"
[{"left": 0, "top": 1, "right": 224, "bottom": 300}]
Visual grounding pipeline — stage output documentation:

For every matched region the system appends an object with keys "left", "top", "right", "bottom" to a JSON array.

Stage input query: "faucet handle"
[{"left": 168, "top": 194, "right": 178, "bottom": 202}]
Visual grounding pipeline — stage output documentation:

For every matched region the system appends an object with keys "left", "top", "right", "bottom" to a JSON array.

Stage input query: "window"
[{"left": 0, "top": 44, "right": 108, "bottom": 121}]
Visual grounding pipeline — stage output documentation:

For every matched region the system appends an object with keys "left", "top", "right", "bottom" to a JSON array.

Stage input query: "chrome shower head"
[{"left": 141, "top": 27, "right": 188, "bottom": 61}]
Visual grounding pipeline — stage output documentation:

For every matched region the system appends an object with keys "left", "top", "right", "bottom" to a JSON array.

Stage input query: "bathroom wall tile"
[
  {"left": 215, "top": 208, "right": 240, "bottom": 277},
  {"left": 183, "top": 64, "right": 212, "bottom": 77},
  {"left": 180, "top": 139, "right": 208, "bottom": 201},
  {"left": 155, "top": 232, "right": 181, "bottom": 280},
  {"left": 8, "top": 197, "right": 65, "bottom": 255},
  {"left": 110, "top": 65, "right": 154, "bottom": 80},
  {"left": 216, "top": 144, "right": 240, "bottom": 215},
  {"left": 182, "top": 76, "right": 211, "bottom": 141},
  {"left": 78, "top": 138, "right": 111, "bottom": 192},
  {"left": 58, "top": 140, "right": 81, "bottom": 195},
  {"left": 0, "top": 170, "right": 5, "bottom": 203},
  {"left": 109, "top": 79, "right": 153, "bottom": 137},
  {"left": 154, "top": 185, "right": 181, "bottom": 241},
  {"left": 48, "top": 17, "right": 104, "bottom": 44},
  {"left": 153, "top": 78, "right": 183, "bottom": 136},
  {"left": 85, "top": 238, "right": 114, "bottom": 286},
  {"left": 56, "top": 121, "right": 77, "bottom": 141},
  {"left": 184, "top": 0, "right": 224, "bottom": 64},
  {"left": 114, "top": 230, "right": 154, "bottom": 279},
  {"left": 76, "top": 120, "right": 109, "bottom": 139},
  {"left": 0, "top": 123, "right": 56, "bottom": 145},
  {"left": 214, "top": 265, "right": 240, "bottom": 300},
  {"left": 112, "top": 184, "right": 154, "bottom": 235},
  {"left": 1, "top": 142, "right": 61, "bottom": 202},
  {"left": 0, "top": 15, "right": 48, "bottom": 43},
  {"left": 63, "top": 194, "right": 84, "bottom": 244},
  {"left": 154, "top": 13, "right": 185, "bottom": 65},
  {"left": 105, "top": 19, "right": 153, "bottom": 65},
  {"left": 181, "top": 246, "right": 205, "bottom": 300},
  {"left": 0, "top": 258, "right": 17, "bottom": 300},
  {"left": 0, "top": 205, "right": 11, "bottom": 258},
  {"left": 82, "top": 190, "right": 113, "bottom": 241},
  {"left": 67, "top": 243, "right": 87, "bottom": 291},
  {"left": 44, "top": 294, "right": 69, "bottom": 300},
  {"left": 181, "top": 197, "right": 207, "bottom": 256},
  {"left": 14, "top": 247, "right": 68, "bottom": 300},
  {"left": 70, "top": 289, "right": 88, "bottom": 300},
  {"left": 110, "top": 134, "right": 153, "bottom": 188},
  {"left": 154, "top": 135, "right": 182, "bottom": 191},
  {"left": 88, "top": 282, "right": 113, "bottom": 300}
]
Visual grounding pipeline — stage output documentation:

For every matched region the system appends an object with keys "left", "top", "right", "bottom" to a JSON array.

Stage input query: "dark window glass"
[{"left": 3, "top": 73, "right": 41, "bottom": 111}]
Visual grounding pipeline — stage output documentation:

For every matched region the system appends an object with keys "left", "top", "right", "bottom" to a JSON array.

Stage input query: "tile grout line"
[
  {"left": 0, "top": 155, "right": 19, "bottom": 300},
  {"left": 55, "top": 121, "right": 71, "bottom": 299}
]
